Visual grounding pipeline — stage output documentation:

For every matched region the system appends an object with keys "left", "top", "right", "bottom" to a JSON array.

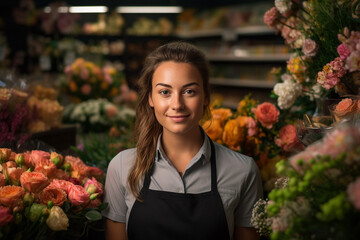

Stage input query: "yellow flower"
[
  {"left": 46, "top": 206, "right": 69, "bottom": 231},
  {"left": 211, "top": 108, "right": 232, "bottom": 125},
  {"left": 202, "top": 119, "right": 224, "bottom": 143},
  {"left": 69, "top": 81, "right": 78, "bottom": 92},
  {"left": 222, "top": 118, "right": 246, "bottom": 151}
]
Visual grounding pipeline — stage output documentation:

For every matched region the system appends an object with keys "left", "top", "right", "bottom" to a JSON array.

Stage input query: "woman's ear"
[{"left": 148, "top": 94, "right": 154, "bottom": 107}]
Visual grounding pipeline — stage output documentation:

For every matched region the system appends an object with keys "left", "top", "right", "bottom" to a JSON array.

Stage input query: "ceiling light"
[
  {"left": 116, "top": 6, "right": 183, "bottom": 13},
  {"left": 43, "top": 6, "right": 108, "bottom": 13}
]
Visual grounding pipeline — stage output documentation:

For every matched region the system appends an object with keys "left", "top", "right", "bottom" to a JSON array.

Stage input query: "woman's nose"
[{"left": 171, "top": 94, "right": 184, "bottom": 110}]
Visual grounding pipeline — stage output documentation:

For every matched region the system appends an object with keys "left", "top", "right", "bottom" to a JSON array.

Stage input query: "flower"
[
  {"left": 38, "top": 188, "right": 67, "bottom": 206},
  {"left": 274, "top": 124, "right": 302, "bottom": 152},
  {"left": 252, "top": 102, "right": 280, "bottom": 129},
  {"left": 20, "top": 171, "right": 49, "bottom": 193},
  {"left": 0, "top": 185, "right": 24, "bottom": 209},
  {"left": 265, "top": 0, "right": 360, "bottom": 112},
  {"left": 0, "top": 148, "right": 107, "bottom": 239},
  {"left": 46, "top": 206, "right": 69, "bottom": 231},
  {"left": 62, "top": 58, "right": 127, "bottom": 102},
  {"left": 67, "top": 185, "right": 90, "bottom": 206},
  {"left": 0, "top": 206, "right": 14, "bottom": 226}
]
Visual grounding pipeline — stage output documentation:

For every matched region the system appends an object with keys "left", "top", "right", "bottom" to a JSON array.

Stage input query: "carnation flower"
[
  {"left": 273, "top": 78, "right": 302, "bottom": 109},
  {"left": 264, "top": 7, "right": 280, "bottom": 29},
  {"left": 302, "top": 38, "right": 318, "bottom": 57}
]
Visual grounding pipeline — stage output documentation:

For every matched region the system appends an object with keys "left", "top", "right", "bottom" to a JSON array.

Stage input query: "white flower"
[
  {"left": 275, "top": 0, "right": 292, "bottom": 14},
  {"left": 46, "top": 206, "right": 69, "bottom": 231},
  {"left": 273, "top": 77, "right": 302, "bottom": 109}
]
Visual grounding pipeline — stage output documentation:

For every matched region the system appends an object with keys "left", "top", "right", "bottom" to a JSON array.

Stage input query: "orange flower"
[
  {"left": 0, "top": 148, "right": 12, "bottom": 161},
  {"left": 34, "top": 158, "right": 57, "bottom": 178},
  {"left": 20, "top": 172, "right": 49, "bottom": 193},
  {"left": 211, "top": 108, "right": 232, "bottom": 125},
  {"left": 38, "top": 188, "right": 67, "bottom": 206},
  {"left": 252, "top": 102, "right": 280, "bottom": 129},
  {"left": 30, "top": 150, "right": 50, "bottom": 166},
  {"left": 202, "top": 119, "right": 224, "bottom": 142},
  {"left": 222, "top": 119, "right": 246, "bottom": 151},
  {"left": 69, "top": 80, "right": 78, "bottom": 92},
  {"left": 64, "top": 156, "right": 88, "bottom": 180},
  {"left": 0, "top": 186, "right": 24, "bottom": 208},
  {"left": 6, "top": 167, "right": 25, "bottom": 186},
  {"left": 334, "top": 98, "right": 357, "bottom": 118}
]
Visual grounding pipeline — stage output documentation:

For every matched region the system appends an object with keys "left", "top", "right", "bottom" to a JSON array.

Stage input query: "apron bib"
[{"left": 127, "top": 139, "right": 230, "bottom": 240}]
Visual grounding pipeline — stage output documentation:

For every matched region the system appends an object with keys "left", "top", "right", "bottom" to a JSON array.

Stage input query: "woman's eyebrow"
[{"left": 155, "top": 82, "right": 200, "bottom": 88}]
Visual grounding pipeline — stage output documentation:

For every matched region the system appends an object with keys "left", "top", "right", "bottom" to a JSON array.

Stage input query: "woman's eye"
[
  {"left": 184, "top": 89, "right": 194, "bottom": 94},
  {"left": 159, "top": 90, "right": 169, "bottom": 95}
]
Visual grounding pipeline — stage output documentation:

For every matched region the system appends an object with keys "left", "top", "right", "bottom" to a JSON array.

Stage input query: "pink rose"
[
  {"left": 0, "top": 206, "right": 14, "bottom": 226},
  {"left": 302, "top": 39, "right": 318, "bottom": 57},
  {"left": 68, "top": 185, "right": 90, "bottom": 206},
  {"left": 20, "top": 172, "right": 49, "bottom": 193},
  {"left": 347, "top": 177, "right": 360, "bottom": 210},
  {"left": 46, "top": 179, "right": 74, "bottom": 194},
  {"left": 30, "top": 150, "right": 51, "bottom": 167},
  {"left": 337, "top": 43, "right": 351, "bottom": 60},
  {"left": 252, "top": 102, "right": 280, "bottom": 129},
  {"left": 84, "top": 177, "right": 104, "bottom": 195},
  {"left": 275, "top": 124, "right": 302, "bottom": 152}
]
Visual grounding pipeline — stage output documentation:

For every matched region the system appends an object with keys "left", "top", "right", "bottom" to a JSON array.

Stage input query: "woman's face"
[{"left": 149, "top": 61, "right": 208, "bottom": 136}]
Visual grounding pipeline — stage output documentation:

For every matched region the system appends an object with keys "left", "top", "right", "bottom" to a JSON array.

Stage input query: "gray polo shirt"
[{"left": 102, "top": 133, "right": 263, "bottom": 238}]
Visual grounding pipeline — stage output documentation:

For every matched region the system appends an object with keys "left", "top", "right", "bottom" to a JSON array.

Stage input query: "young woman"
[{"left": 102, "top": 41, "right": 263, "bottom": 240}]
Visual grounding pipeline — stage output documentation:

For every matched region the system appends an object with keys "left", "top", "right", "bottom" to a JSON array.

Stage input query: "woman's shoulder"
[{"left": 108, "top": 148, "right": 137, "bottom": 173}]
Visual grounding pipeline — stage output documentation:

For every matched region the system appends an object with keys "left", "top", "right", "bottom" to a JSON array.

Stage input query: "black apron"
[{"left": 127, "top": 139, "right": 231, "bottom": 240}]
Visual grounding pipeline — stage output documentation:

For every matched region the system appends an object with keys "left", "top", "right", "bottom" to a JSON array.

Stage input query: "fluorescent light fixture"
[
  {"left": 44, "top": 6, "right": 108, "bottom": 13},
  {"left": 116, "top": 6, "right": 183, "bottom": 13},
  {"left": 69, "top": 6, "right": 108, "bottom": 13}
]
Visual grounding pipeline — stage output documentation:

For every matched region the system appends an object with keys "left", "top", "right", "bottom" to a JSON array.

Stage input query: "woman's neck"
[{"left": 161, "top": 126, "right": 204, "bottom": 174}]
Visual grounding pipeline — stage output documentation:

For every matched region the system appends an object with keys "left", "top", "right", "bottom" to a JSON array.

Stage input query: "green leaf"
[
  {"left": 85, "top": 210, "right": 102, "bottom": 221},
  {"left": 98, "top": 202, "right": 109, "bottom": 211}
]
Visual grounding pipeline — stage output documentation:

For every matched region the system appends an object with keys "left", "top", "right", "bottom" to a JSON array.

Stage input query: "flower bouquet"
[
  {"left": 251, "top": 122, "right": 360, "bottom": 240},
  {"left": 62, "top": 98, "right": 135, "bottom": 133},
  {"left": 0, "top": 147, "right": 107, "bottom": 240},
  {"left": 264, "top": 0, "right": 360, "bottom": 114},
  {"left": 202, "top": 95, "right": 304, "bottom": 191},
  {"left": 62, "top": 58, "right": 125, "bottom": 103}
]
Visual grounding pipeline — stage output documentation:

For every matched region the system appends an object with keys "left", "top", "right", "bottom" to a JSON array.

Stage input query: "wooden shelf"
[
  {"left": 176, "top": 25, "right": 275, "bottom": 38},
  {"left": 210, "top": 78, "right": 276, "bottom": 89}
]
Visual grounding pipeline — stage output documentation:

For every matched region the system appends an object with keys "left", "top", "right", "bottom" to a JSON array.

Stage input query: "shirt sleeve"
[
  {"left": 102, "top": 153, "right": 127, "bottom": 223},
  {"left": 234, "top": 159, "right": 263, "bottom": 227}
]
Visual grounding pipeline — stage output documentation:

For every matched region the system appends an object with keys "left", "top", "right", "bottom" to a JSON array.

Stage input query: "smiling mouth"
[{"left": 168, "top": 114, "right": 190, "bottom": 122}]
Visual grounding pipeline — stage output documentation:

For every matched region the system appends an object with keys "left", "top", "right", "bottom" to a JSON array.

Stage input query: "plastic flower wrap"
[
  {"left": 62, "top": 58, "right": 126, "bottom": 102},
  {"left": 264, "top": 0, "right": 360, "bottom": 112},
  {"left": 0, "top": 148, "right": 107, "bottom": 240},
  {"left": 62, "top": 98, "right": 135, "bottom": 133},
  {"left": 251, "top": 122, "right": 360, "bottom": 240},
  {"left": 203, "top": 94, "right": 304, "bottom": 191}
]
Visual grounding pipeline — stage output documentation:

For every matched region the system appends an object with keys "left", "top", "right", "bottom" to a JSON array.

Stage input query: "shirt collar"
[{"left": 155, "top": 127, "right": 211, "bottom": 165}]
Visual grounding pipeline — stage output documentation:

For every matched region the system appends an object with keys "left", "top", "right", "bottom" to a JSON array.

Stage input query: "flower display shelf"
[{"left": 29, "top": 124, "right": 77, "bottom": 152}]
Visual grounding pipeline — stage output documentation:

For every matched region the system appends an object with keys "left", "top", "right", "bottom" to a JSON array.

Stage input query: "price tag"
[{"left": 222, "top": 30, "right": 237, "bottom": 41}]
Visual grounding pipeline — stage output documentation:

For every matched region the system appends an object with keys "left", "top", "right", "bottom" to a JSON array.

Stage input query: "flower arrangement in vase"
[
  {"left": 264, "top": 0, "right": 360, "bottom": 114},
  {"left": 62, "top": 58, "right": 125, "bottom": 103}
]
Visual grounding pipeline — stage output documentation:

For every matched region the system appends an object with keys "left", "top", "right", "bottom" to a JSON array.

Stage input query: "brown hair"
[{"left": 128, "top": 41, "right": 211, "bottom": 200}]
